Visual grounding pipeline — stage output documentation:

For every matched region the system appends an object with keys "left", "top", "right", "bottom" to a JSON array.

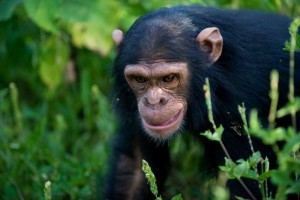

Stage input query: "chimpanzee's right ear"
[{"left": 112, "top": 29, "right": 124, "bottom": 46}]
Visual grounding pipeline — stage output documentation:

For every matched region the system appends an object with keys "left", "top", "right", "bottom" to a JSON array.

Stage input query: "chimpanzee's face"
[
  {"left": 124, "top": 62, "right": 189, "bottom": 139},
  {"left": 116, "top": 25, "right": 223, "bottom": 139}
]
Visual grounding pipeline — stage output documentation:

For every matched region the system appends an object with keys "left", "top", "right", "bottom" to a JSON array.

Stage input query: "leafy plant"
[
  {"left": 44, "top": 181, "right": 52, "bottom": 200},
  {"left": 201, "top": 18, "right": 300, "bottom": 199},
  {"left": 142, "top": 160, "right": 183, "bottom": 200},
  {"left": 0, "top": 0, "right": 299, "bottom": 199}
]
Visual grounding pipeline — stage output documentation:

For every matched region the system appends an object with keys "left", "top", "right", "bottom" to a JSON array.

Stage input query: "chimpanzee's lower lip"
[{"left": 142, "top": 109, "right": 182, "bottom": 131}]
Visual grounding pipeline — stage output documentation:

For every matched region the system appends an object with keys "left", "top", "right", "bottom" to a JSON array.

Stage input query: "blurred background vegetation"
[{"left": 0, "top": 0, "right": 299, "bottom": 199}]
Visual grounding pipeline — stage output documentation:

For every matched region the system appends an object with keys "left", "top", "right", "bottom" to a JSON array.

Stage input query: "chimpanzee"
[{"left": 104, "top": 5, "right": 300, "bottom": 200}]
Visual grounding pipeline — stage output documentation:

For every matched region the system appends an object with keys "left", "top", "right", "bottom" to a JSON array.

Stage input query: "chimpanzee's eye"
[
  {"left": 163, "top": 74, "right": 176, "bottom": 82},
  {"left": 134, "top": 76, "right": 147, "bottom": 83},
  {"left": 161, "top": 74, "right": 180, "bottom": 89}
]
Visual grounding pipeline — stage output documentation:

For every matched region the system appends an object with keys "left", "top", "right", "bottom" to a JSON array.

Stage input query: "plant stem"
[
  {"left": 219, "top": 141, "right": 257, "bottom": 200},
  {"left": 288, "top": 18, "right": 300, "bottom": 131},
  {"left": 288, "top": 19, "right": 300, "bottom": 183},
  {"left": 268, "top": 70, "right": 279, "bottom": 129},
  {"left": 9, "top": 83, "right": 23, "bottom": 132}
]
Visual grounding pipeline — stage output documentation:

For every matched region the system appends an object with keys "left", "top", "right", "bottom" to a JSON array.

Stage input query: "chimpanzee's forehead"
[
  {"left": 132, "top": 10, "right": 198, "bottom": 36},
  {"left": 120, "top": 19, "right": 199, "bottom": 65},
  {"left": 117, "top": 6, "right": 209, "bottom": 67}
]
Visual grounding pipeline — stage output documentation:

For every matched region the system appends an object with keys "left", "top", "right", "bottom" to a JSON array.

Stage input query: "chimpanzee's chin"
[{"left": 146, "top": 129, "right": 176, "bottom": 141}]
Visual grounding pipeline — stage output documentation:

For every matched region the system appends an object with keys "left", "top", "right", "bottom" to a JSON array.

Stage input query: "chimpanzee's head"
[{"left": 112, "top": 7, "right": 223, "bottom": 139}]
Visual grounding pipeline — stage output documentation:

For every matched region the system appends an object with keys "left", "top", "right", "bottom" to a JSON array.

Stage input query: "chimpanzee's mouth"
[{"left": 142, "top": 109, "right": 183, "bottom": 131}]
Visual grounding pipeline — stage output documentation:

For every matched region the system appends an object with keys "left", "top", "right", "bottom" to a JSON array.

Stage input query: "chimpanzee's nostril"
[{"left": 160, "top": 96, "right": 168, "bottom": 105}]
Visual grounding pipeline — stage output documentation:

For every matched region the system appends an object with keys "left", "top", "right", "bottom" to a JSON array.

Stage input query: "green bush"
[{"left": 0, "top": 0, "right": 299, "bottom": 199}]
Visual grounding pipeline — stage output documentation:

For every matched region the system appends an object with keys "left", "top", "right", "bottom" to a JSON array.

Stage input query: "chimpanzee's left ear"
[
  {"left": 112, "top": 29, "right": 124, "bottom": 46},
  {"left": 196, "top": 27, "right": 223, "bottom": 63}
]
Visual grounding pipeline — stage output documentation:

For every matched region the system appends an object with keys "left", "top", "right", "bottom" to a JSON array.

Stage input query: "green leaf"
[
  {"left": 142, "top": 160, "right": 159, "bottom": 197},
  {"left": 259, "top": 170, "right": 275, "bottom": 182},
  {"left": 277, "top": 98, "right": 300, "bottom": 118},
  {"left": 249, "top": 151, "right": 261, "bottom": 167},
  {"left": 286, "top": 181, "right": 300, "bottom": 194},
  {"left": 62, "top": 1, "right": 121, "bottom": 55},
  {"left": 44, "top": 181, "right": 51, "bottom": 200},
  {"left": 284, "top": 34, "right": 300, "bottom": 52},
  {"left": 249, "top": 109, "right": 287, "bottom": 144},
  {"left": 250, "top": 117, "right": 289, "bottom": 144},
  {"left": 23, "top": 0, "right": 60, "bottom": 33},
  {"left": 219, "top": 158, "right": 236, "bottom": 179},
  {"left": 284, "top": 18, "right": 300, "bottom": 52},
  {"left": 59, "top": 0, "right": 92, "bottom": 23},
  {"left": 238, "top": 103, "right": 250, "bottom": 134},
  {"left": 272, "top": 170, "right": 293, "bottom": 185},
  {"left": 243, "top": 169, "right": 258, "bottom": 180},
  {"left": 249, "top": 109, "right": 262, "bottom": 131},
  {"left": 69, "top": 23, "right": 113, "bottom": 55},
  {"left": 201, "top": 126, "right": 224, "bottom": 141},
  {"left": 171, "top": 194, "right": 183, "bottom": 200},
  {"left": 220, "top": 157, "right": 260, "bottom": 180},
  {"left": 0, "top": 0, "right": 21, "bottom": 21},
  {"left": 282, "top": 134, "right": 300, "bottom": 155},
  {"left": 235, "top": 196, "right": 246, "bottom": 200},
  {"left": 38, "top": 36, "right": 70, "bottom": 91},
  {"left": 233, "top": 161, "right": 250, "bottom": 178},
  {"left": 262, "top": 127, "right": 288, "bottom": 144}
]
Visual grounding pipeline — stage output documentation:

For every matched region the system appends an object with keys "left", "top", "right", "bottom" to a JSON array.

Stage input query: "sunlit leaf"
[
  {"left": 59, "top": 0, "right": 92, "bottom": 23},
  {"left": 219, "top": 158, "right": 236, "bottom": 179},
  {"left": 23, "top": 0, "right": 60, "bottom": 33},
  {"left": 249, "top": 151, "right": 261, "bottom": 167},
  {"left": 171, "top": 194, "right": 183, "bottom": 200},
  {"left": 69, "top": 23, "right": 113, "bottom": 55},
  {"left": 243, "top": 169, "right": 258, "bottom": 180},
  {"left": 250, "top": 110, "right": 289, "bottom": 144},
  {"left": 233, "top": 161, "right": 250, "bottom": 178},
  {"left": 39, "top": 36, "right": 70, "bottom": 90},
  {"left": 249, "top": 109, "right": 261, "bottom": 130},
  {"left": 282, "top": 134, "right": 300, "bottom": 155},
  {"left": 259, "top": 170, "right": 275, "bottom": 182},
  {"left": 142, "top": 160, "right": 159, "bottom": 197},
  {"left": 201, "top": 125, "right": 223, "bottom": 141},
  {"left": 277, "top": 98, "right": 300, "bottom": 118},
  {"left": 284, "top": 18, "right": 300, "bottom": 52}
]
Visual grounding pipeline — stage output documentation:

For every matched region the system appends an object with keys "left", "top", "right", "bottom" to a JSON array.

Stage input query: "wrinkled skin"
[{"left": 125, "top": 62, "right": 189, "bottom": 138}]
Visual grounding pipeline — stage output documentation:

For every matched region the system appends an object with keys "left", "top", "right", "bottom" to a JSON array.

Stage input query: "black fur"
[{"left": 104, "top": 6, "right": 300, "bottom": 199}]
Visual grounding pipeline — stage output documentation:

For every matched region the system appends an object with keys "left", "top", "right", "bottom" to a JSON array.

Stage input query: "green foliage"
[
  {"left": 142, "top": 160, "right": 183, "bottom": 200},
  {"left": 284, "top": 18, "right": 300, "bottom": 52},
  {"left": 0, "top": 83, "right": 116, "bottom": 199},
  {"left": 202, "top": 18, "right": 300, "bottom": 200},
  {"left": 201, "top": 78, "right": 224, "bottom": 141},
  {"left": 142, "top": 160, "right": 162, "bottom": 200},
  {"left": 23, "top": 0, "right": 60, "bottom": 33},
  {"left": 44, "top": 181, "right": 52, "bottom": 200},
  {"left": 171, "top": 194, "right": 183, "bottom": 200},
  {"left": 0, "top": 0, "right": 299, "bottom": 199},
  {"left": 39, "top": 36, "right": 70, "bottom": 91},
  {"left": 0, "top": 0, "right": 21, "bottom": 21},
  {"left": 9, "top": 83, "right": 22, "bottom": 132}
]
